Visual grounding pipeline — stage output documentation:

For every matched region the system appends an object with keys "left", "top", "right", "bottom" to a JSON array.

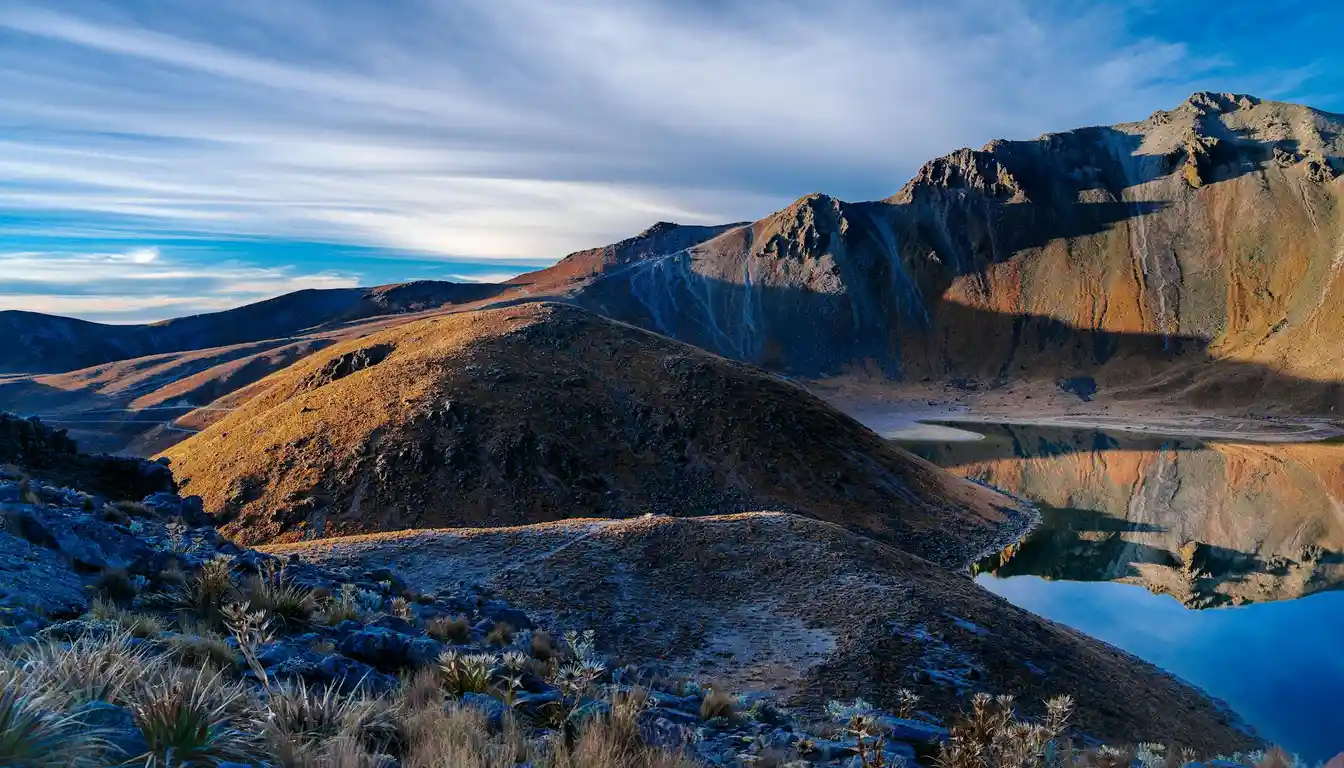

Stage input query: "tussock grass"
[
  {"left": 15, "top": 630, "right": 160, "bottom": 708},
  {"left": 531, "top": 630, "right": 556, "bottom": 661},
  {"left": 164, "top": 629, "right": 238, "bottom": 670},
  {"left": 244, "top": 562, "right": 316, "bottom": 628},
  {"left": 94, "top": 567, "right": 138, "bottom": 604},
  {"left": 132, "top": 667, "right": 260, "bottom": 766},
  {"left": 486, "top": 622, "right": 514, "bottom": 647},
  {"left": 699, "top": 689, "right": 735, "bottom": 721},
  {"left": 426, "top": 615, "right": 471, "bottom": 644},
  {"left": 0, "top": 689, "right": 109, "bottom": 768},
  {"left": 316, "top": 583, "right": 367, "bottom": 626}
]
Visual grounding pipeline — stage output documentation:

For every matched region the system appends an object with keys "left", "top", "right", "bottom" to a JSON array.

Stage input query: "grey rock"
[
  {"left": 876, "top": 716, "right": 949, "bottom": 745},
  {"left": 73, "top": 701, "right": 146, "bottom": 758},
  {"left": 481, "top": 601, "right": 534, "bottom": 630},
  {"left": 459, "top": 692, "right": 506, "bottom": 731},
  {"left": 338, "top": 627, "right": 439, "bottom": 670}
]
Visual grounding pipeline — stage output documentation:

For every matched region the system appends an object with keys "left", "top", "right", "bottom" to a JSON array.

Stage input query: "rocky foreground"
[{"left": 0, "top": 421, "right": 1271, "bottom": 765}]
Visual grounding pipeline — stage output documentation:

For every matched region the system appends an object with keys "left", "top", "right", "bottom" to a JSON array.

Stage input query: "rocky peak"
[
  {"left": 757, "top": 193, "right": 848, "bottom": 261},
  {"left": 635, "top": 221, "right": 683, "bottom": 239},
  {"left": 1183, "top": 91, "right": 1260, "bottom": 116},
  {"left": 892, "top": 147, "right": 1028, "bottom": 204}
]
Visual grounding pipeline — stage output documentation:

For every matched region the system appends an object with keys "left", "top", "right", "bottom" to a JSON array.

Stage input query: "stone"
[
  {"left": 459, "top": 692, "right": 507, "bottom": 731},
  {"left": 876, "top": 716, "right": 949, "bottom": 745},
  {"left": 41, "top": 619, "right": 114, "bottom": 642},
  {"left": 73, "top": 701, "right": 146, "bottom": 758},
  {"left": 638, "top": 711, "right": 696, "bottom": 753},
  {"left": 338, "top": 628, "right": 440, "bottom": 671},
  {"left": 317, "top": 655, "right": 397, "bottom": 694},
  {"left": 480, "top": 600, "right": 534, "bottom": 630}
]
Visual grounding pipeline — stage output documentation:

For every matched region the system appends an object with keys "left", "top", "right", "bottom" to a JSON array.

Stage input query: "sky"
[{"left": 1, "top": 1, "right": 1340, "bottom": 323}]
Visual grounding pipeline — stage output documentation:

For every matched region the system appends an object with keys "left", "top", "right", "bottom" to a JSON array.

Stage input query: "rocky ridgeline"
[
  {"left": 0, "top": 468, "right": 971, "bottom": 767},
  {"left": 0, "top": 412, "right": 174, "bottom": 500}
]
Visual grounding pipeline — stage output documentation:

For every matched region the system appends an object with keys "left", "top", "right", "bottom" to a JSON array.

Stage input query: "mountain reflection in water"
[
  {"left": 907, "top": 423, "right": 1344, "bottom": 608},
  {"left": 903, "top": 422, "right": 1344, "bottom": 759}
]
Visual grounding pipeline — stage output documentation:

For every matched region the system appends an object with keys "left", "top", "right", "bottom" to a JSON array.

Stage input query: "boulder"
[
  {"left": 458, "top": 692, "right": 506, "bottom": 731},
  {"left": 338, "top": 627, "right": 441, "bottom": 671}
]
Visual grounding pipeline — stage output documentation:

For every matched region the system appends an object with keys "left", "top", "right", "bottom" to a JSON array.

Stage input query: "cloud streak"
[{"left": 0, "top": 0, "right": 1337, "bottom": 319}]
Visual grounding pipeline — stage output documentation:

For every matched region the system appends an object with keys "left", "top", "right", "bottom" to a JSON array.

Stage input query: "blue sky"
[{"left": 1, "top": 1, "right": 1340, "bottom": 323}]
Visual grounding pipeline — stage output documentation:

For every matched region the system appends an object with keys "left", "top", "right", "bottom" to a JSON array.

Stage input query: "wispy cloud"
[
  {"left": 0, "top": 0, "right": 1337, "bottom": 320},
  {"left": 0, "top": 246, "right": 358, "bottom": 323}
]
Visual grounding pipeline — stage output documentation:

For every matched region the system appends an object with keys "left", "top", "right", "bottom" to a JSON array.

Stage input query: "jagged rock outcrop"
[
  {"left": 579, "top": 93, "right": 1344, "bottom": 412},
  {"left": 0, "top": 412, "right": 173, "bottom": 500}
]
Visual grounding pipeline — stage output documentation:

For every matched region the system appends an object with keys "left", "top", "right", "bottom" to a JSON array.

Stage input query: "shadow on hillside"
[{"left": 575, "top": 264, "right": 1344, "bottom": 414}]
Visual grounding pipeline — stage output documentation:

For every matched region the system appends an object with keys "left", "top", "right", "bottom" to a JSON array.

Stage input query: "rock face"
[
  {"left": 578, "top": 93, "right": 1344, "bottom": 412},
  {"left": 0, "top": 412, "right": 174, "bottom": 500},
  {"left": 162, "top": 302, "right": 1015, "bottom": 565}
]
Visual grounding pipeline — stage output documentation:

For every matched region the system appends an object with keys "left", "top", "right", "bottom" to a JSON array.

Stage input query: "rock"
[
  {"left": 638, "top": 711, "right": 696, "bottom": 753},
  {"left": 568, "top": 699, "right": 611, "bottom": 729},
  {"left": 338, "top": 628, "right": 440, "bottom": 671},
  {"left": 316, "top": 655, "right": 397, "bottom": 694},
  {"left": 646, "top": 690, "right": 700, "bottom": 713},
  {"left": 41, "top": 619, "right": 114, "bottom": 642},
  {"left": 458, "top": 692, "right": 506, "bottom": 731},
  {"left": 875, "top": 716, "right": 949, "bottom": 745},
  {"left": 480, "top": 601, "right": 534, "bottom": 631},
  {"left": 512, "top": 689, "right": 562, "bottom": 717},
  {"left": 644, "top": 706, "right": 699, "bottom": 727},
  {"left": 73, "top": 701, "right": 146, "bottom": 758}
]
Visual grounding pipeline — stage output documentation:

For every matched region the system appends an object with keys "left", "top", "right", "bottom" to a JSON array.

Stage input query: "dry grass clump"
[
  {"left": 316, "top": 584, "right": 369, "bottom": 626},
  {"left": 244, "top": 562, "right": 317, "bottom": 628},
  {"left": 426, "top": 615, "right": 471, "bottom": 644},
  {"left": 112, "top": 500, "right": 152, "bottom": 518},
  {"left": 17, "top": 475, "right": 41, "bottom": 506},
  {"left": 164, "top": 554, "right": 239, "bottom": 627},
  {"left": 88, "top": 598, "right": 166, "bottom": 639},
  {"left": 0, "top": 624, "right": 700, "bottom": 768},
  {"left": 131, "top": 667, "right": 261, "bottom": 766},
  {"left": 486, "top": 622, "right": 514, "bottom": 647},
  {"left": 165, "top": 628, "right": 238, "bottom": 670},
  {"left": 531, "top": 630, "right": 556, "bottom": 661},
  {"left": 94, "top": 567, "right": 139, "bottom": 604},
  {"left": 17, "top": 630, "right": 160, "bottom": 707},
  {"left": 699, "top": 689, "right": 735, "bottom": 721},
  {"left": 0, "top": 688, "right": 108, "bottom": 768}
]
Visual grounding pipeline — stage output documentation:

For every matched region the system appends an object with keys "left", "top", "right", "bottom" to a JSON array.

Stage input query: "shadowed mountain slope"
[
  {"left": 576, "top": 93, "right": 1344, "bottom": 411},
  {"left": 162, "top": 302, "right": 1016, "bottom": 565},
  {"left": 0, "top": 280, "right": 505, "bottom": 375}
]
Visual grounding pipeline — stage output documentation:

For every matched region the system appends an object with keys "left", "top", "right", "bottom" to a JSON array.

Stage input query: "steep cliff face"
[{"left": 580, "top": 93, "right": 1344, "bottom": 410}]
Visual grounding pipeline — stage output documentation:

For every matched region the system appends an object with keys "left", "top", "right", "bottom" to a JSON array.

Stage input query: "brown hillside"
[
  {"left": 163, "top": 303, "right": 1015, "bottom": 564},
  {"left": 266, "top": 512, "right": 1258, "bottom": 754}
]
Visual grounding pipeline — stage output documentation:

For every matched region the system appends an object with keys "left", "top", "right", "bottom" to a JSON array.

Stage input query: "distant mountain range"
[{"left": 2, "top": 92, "right": 1341, "bottom": 456}]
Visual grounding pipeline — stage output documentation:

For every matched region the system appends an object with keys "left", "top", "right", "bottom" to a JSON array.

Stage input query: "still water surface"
[{"left": 903, "top": 423, "right": 1344, "bottom": 761}]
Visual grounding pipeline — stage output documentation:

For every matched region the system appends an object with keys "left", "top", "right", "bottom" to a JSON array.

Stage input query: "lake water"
[{"left": 902, "top": 423, "right": 1344, "bottom": 761}]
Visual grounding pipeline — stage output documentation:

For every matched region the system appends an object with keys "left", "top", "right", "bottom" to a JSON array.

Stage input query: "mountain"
[
  {"left": 161, "top": 302, "right": 1017, "bottom": 565},
  {"left": 577, "top": 93, "right": 1344, "bottom": 412},
  {"left": 0, "top": 280, "right": 504, "bottom": 375}
]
